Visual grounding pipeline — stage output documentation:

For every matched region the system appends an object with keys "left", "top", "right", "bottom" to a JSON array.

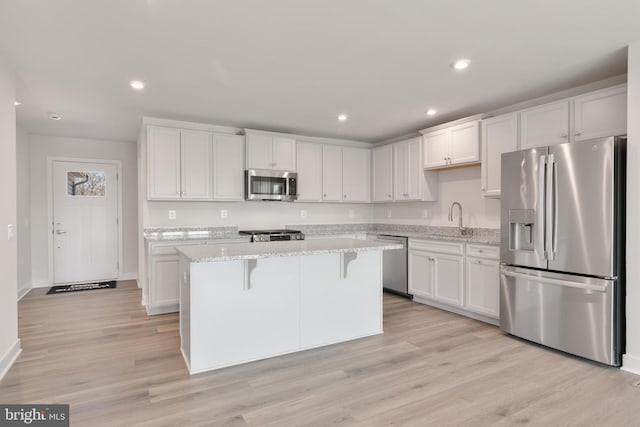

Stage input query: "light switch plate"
[
  {"left": 220, "top": 209, "right": 228, "bottom": 219},
  {"left": 7, "top": 224, "right": 16, "bottom": 241}
]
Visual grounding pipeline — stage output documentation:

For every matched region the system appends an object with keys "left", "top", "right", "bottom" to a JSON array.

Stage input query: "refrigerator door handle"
[
  {"left": 552, "top": 159, "right": 558, "bottom": 258},
  {"left": 538, "top": 155, "right": 547, "bottom": 258},
  {"left": 501, "top": 270, "right": 607, "bottom": 292},
  {"left": 546, "top": 154, "right": 556, "bottom": 261}
]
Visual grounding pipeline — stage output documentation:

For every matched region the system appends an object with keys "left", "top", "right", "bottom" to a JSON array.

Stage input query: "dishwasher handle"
[{"left": 374, "top": 235, "right": 408, "bottom": 247}]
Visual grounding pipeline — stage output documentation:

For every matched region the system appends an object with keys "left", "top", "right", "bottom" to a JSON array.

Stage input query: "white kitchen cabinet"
[
  {"left": 147, "top": 126, "right": 212, "bottom": 200},
  {"left": 342, "top": 147, "right": 370, "bottom": 202},
  {"left": 520, "top": 100, "right": 570, "bottom": 149},
  {"left": 213, "top": 133, "right": 245, "bottom": 201},
  {"left": 322, "top": 145, "right": 343, "bottom": 202},
  {"left": 431, "top": 253, "right": 464, "bottom": 308},
  {"left": 573, "top": 84, "right": 627, "bottom": 141},
  {"left": 180, "top": 130, "right": 213, "bottom": 200},
  {"left": 423, "top": 121, "right": 480, "bottom": 169},
  {"left": 465, "top": 257, "right": 500, "bottom": 319},
  {"left": 372, "top": 144, "right": 393, "bottom": 202},
  {"left": 481, "top": 113, "right": 518, "bottom": 198},
  {"left": 246, "top": 133, "right": 296, "bottom": 171},
  {"left": 147, "top": 126, "right": 181, "bottom": 199},
  {"left": 393, "top": 137, "right": 423, "bottom": 201},
  {"left": 296, "top": 142, "right": 323, "bottom": 201},
  {"left": 408, "top": 250, "right": 433, "bottom": 300}
]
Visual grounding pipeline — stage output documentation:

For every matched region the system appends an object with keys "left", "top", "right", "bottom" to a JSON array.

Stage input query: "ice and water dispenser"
[{"left": 508, "top": 209, "right": 536, "bottom": 252}]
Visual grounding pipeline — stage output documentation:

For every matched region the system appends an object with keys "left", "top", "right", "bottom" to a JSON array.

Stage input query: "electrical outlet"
[
  {"left": 300, "top": 209, "right": 307, "bottom": 218},
  {"left": 348, "top": 209, "right": 355, "bottom": 219},
  {"left": 387, "top": 209, "right": 392, "bottom": 218},
  {"left": 421, "top": 209, "right": 428, "bottom": 219},
  {"left": 7, "top": 224, "right": 15, "bottom": 241},
  {"left": 220, "top": 209, "right": 228, "bottom": 219},
  {"left": 168, "top": 210, "right": 176, "bottom": 220}
]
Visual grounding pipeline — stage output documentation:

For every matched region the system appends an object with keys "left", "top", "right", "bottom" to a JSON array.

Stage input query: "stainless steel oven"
[{"left": 245, "top": 169, "right": 298, "bottom": 201}]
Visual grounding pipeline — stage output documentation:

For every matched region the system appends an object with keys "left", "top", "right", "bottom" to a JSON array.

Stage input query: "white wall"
[
  {"left": 623, "top": 41, "right": 640, "bottom": 374},
  {"left": 145, "top": 201, "right": 374, "bottom": 229},
  {"left": 373, "top": 166, "right": 500, "bottom": 228},
  {"left": 29, "top": 135, "right": 138, "bottom": 286},
  {"left": 0, "top": 58, "right": 20, "bottom": 380},
  {"left": 16, "top": 126, "right": 31, "bottom": 298}
]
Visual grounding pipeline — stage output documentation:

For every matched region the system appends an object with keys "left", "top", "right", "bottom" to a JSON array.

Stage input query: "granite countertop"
[
  {"left": 177, "top": 238, "right": 403, "bottom": 262},
  {"left": 144, "top": 226, "right": 247, "bottom": 242},
  {"left": 286, "top": 224, "right": 500, "bottom": 245}
]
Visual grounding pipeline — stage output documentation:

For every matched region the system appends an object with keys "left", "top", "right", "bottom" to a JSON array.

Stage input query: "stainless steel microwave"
[{"left": 244, "top": 169, "right": 298, "bottom": 201}]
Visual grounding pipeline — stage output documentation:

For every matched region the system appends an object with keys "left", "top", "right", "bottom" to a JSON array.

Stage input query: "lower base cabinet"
[{"left": 409, "top": 239, "right": 499, "bottom": 324}]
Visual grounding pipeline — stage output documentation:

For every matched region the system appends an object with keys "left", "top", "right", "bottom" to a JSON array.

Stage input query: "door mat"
[{"left": 47, "top": 281, "right": 116, "bottom": 294}]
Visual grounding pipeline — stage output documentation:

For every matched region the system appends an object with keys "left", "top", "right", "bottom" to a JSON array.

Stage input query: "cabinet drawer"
[
  {"left": 409, "top": 239, "right": 463, "bottom": 255},
  {"left": 466, "top": 244, "right": 499, "bottom": 260}
]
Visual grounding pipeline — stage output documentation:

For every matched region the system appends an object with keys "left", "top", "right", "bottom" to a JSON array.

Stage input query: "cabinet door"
[
  {"left": 465, "top": 257, "right": 499, "bottom": 318},
  {"left": 322, "top": 145, "right": 343, "bottom": 202},
  {"left": 393, "top": 142, "right": 408, "bottom": 200},
  {"left": 573, "top": 85, "right": 627, "bottom": 141},
  {"left": 246, "top": 133, "right": 273, "bottom": 169},
  {"left": 273, "top": 137, "right": 297, "bottom": 171},
  {"left": 433, "top": 253, "right": 464, "bottom": 307},
  {"left": 481, "top": 113, "right": 518, "bottom": 198},
  {"left": 520, "top": 100, "right": 569, "bottom": 149},
  {"left": 408, "top": 250, "right": 433, "bottom": 299},
  {"left": 450, "top": 121, "right": 480, "bottom": 165},
  {"left": 406, "top": 137, "right": 423, "bottom": 200},
  {"left": 213, "top": 133, "right": 245, "bottom": 201},
  {"left": 342, "top": 147, "right": 370, "bottom": 202},
  {"left": 147, "top": 126, "right": 181, "bottom": 199},
  {"left": 372, "top": 145, "right": 393, "bottom": 202},
  {"left": 150, "top": 254, "right": 180, "bottom": 309},
  {"left": 423, "top": 129, "right": 450, "bottom": 169},
  {"left": 180, "top": 130, "right": 212, "bottom": 200},
  {"left": 296, "top": 142, "right": 323, "bottom": 201}
]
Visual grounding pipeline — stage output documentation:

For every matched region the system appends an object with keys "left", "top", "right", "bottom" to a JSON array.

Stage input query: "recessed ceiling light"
[
  {"left": 426, "top": 109, "right": 437, "bottom": 116},
  {"left": 337, "top": 114, "right": 348, "bottom": 122},
  {"left": 48, "top": 112, "right": 63, "bottom": 121},
  {"left": 14, "top": 101, "right": 21, "bottom": 106},
  {"left": 452, "top": 59, "right": 470, "bottom": 70},
  {"left": 130, "top": 80, "right": 145, "bottom": 90}
]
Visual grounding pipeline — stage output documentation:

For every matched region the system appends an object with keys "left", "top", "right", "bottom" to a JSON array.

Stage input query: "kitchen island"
[{"left": 177, "top": 238, "right": 402, "bottom": 374}]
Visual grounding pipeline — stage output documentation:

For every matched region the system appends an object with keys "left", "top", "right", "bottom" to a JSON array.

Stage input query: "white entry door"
[{"left": 52, "top": 161, "right": 119, "bottom": 284}]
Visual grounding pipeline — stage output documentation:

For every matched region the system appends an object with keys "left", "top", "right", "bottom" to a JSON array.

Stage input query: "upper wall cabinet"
[
  {"left": 147, "top": 126, "right": 212, "bottom": 200},
  {"left": 481, "top": 113, "right": 518, "bottom": 198},
  {"left": 520, "top": 100, "right": 570, "bottom": 149},
  {"left": 322, "top": 145, "right": 370, "bottom": 203},
  {"left": 572, "top": 85, "right": 627, "bottom": 141},
  {"left": 372, "top": 144, "right": 393, "bottom": 202},
  {"left": 296, "top": 142, "right": 323, "bottom": 202},
  {"left": 212, "top": 134, "right": 245, "bottom": 201},
  {"left": 393, "top": 137, "right": 422, "bottom": 201},
  {"left": 246, "top": 133, "right": 296, "bottom": 171},
  {"left": 423, "top": 121, "right": 480, "bottom": 170},
  {"left": 520, "top": 84, "right": 627, "bottom": 149}
]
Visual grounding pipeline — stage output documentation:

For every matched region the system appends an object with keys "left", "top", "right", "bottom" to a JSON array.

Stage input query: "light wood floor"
[{"left": 2, "top": 282, "right": 639, "bottom": 426}]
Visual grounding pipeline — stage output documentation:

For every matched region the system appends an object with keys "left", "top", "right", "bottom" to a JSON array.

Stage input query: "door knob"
[{"left": 55, "top": 230, "right": 67, "bottom": 235}]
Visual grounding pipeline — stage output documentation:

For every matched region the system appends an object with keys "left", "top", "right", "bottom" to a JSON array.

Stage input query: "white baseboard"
[
  {"left": 621, "top": 354, "right": 640, "bottom": 376},
  {"left": 118, "top": 272, "right": 138, "bottom": 281},
  {"left": 0, "top": 340, "right": 21, "bottom": 382},
  {"left": 17, "top": 283, "right": 31, "bottom": 301},
  {"left": 32, "top": 279, "right": 51, "bottom": 289}
]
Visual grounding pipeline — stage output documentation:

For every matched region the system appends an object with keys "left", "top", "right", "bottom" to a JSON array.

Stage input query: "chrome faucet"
[{"left": 448, "top": 201, "right": 470, "bottom": 235}]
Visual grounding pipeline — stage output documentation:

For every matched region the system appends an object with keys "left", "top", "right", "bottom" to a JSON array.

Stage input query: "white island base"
[{"left": 178, "top": 240, "right": 397, "bottom": 374}]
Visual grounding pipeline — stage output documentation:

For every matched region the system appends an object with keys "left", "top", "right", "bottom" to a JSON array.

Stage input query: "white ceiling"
[{"left": 1, "top": 0, "right": 640, "bottom": 143}]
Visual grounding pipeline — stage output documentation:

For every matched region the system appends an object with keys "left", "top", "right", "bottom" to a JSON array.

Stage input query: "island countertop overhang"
[{"left": 176, "top": 238, "right": 402, "bottom": 262}]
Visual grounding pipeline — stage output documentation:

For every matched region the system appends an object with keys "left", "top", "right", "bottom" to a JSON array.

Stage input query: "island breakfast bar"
[{"left": 177, "top": 238, "right": 402, "bottom": 374}]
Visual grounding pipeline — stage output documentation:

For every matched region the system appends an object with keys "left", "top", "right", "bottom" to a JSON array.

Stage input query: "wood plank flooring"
[{"left": 1, "top": 281, "right": 639, "bottom": 426}]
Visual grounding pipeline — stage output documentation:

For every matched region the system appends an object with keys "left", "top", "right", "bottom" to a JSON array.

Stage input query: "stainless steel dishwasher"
[{"left": 371, "top": 234, "right": 411, "bottom": 299}]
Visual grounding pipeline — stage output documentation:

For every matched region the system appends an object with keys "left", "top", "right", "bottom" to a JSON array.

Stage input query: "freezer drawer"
[{"left": 500, "top": 266, "right": 618, "bottom": 366}]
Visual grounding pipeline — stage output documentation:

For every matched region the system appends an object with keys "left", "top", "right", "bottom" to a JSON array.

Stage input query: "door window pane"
[{"left": 67, "top": 172, "right": 106, "bottom": 196}]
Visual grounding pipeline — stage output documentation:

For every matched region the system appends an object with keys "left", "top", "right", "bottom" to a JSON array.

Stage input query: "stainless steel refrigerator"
[{"left": 500, "top": 136, "right": 625, "bottom": 366}]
